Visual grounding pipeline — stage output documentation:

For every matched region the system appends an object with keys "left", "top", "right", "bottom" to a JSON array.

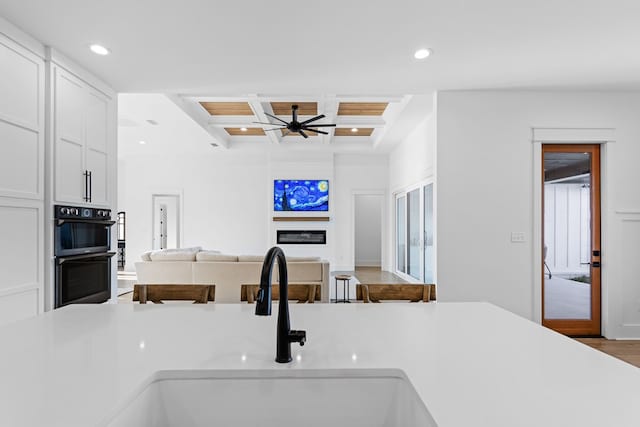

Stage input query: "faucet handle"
[{"left": 289, "top": 330, "right": 306, "bottom": 346}]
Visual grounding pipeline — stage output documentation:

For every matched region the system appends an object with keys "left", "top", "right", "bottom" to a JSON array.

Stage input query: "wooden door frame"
[{"left": 541, "top": 144, "right": 601, "bottom": 336}]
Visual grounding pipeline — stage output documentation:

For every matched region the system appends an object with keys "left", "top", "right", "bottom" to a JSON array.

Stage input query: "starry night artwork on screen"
[{"left": 274, "top": 180, "right": 329, "bottom": 211}]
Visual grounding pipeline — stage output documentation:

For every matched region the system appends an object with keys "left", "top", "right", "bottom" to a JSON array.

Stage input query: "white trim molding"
[
  {"left": 532, "top": 128, "right": 614, "bottom": 334},
  {"left": 532, "top": 128, "right": 615, "bottom": 143}
]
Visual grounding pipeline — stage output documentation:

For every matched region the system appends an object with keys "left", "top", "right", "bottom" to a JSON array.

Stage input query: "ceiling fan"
[{"left": 253, "top": 104, "right": 336, "bottom": 138}]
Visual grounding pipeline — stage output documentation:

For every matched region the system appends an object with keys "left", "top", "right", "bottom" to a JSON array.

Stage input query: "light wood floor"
[{"left": 575, "top": 338, "right": 640, "bottom": 368}]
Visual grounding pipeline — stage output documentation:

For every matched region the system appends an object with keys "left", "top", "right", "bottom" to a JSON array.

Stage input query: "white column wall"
[
  {"left": 333, "top": 154, "right": 389, "bottom": 271},
  {"left": 388, "top": 108, "right": 437, "bottom": 279}
]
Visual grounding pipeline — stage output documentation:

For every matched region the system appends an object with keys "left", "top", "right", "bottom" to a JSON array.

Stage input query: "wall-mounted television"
[{"left": 274, "top": 180, "right": 329, "bottom": 211}]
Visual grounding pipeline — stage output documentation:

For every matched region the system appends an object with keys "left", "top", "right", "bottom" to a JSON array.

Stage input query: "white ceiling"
[
  {"left": 3, "top": 1, "right": 639, "bottom": 154},
  {"left": 1, "top": 0, "right": 639, "bottom": 95}
]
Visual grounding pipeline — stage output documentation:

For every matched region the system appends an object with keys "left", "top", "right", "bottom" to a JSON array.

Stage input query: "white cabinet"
[
  {"left": 0, "top": 30, "right": 45, "bottom": 323},
  {"left": 53, "top": 65, "right": 114, "bottom": 207}
]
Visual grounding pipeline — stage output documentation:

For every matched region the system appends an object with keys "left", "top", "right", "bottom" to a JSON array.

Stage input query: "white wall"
[
  {"left": 118, "top": 149, "right": 389, "bottom": 272},
  {"left": 333, "top": 154, "right": 389, "bottom": 271},
  {"left": 436, "top": 90, "right": 640, "bottom": 339},
  {"left": 388, "top": 108, "right": 437, "bottom": 279},
  {"left": 118, "top": 152, "right": 270, "bottom": 270},
  {"left": 354, "top": 194, "right": 382, "bottom": 267},
  {"left": 389, "top": 116, "right": 436, "bottom": 192}
]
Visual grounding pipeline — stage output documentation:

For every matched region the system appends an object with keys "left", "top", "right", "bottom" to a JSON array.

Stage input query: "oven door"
[
  {"left": 55, "top": 252, "right": 116, "bottom": 308},
  {"left": 55, "top": 219, "right": 114, "bottom": 256}
]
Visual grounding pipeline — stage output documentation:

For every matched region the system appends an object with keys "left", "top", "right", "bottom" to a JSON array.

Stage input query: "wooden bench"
[
  {"left": 241, "top": 284, "right": 320, "bottom": 303},
  {"left": 356, "top": 284, "right": 436, "bottom": 303},
  {"left": 132, "top": 284, "right": 215, "bottom": 304}
]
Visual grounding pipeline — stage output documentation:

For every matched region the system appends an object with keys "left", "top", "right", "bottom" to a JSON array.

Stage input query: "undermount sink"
[{"left": 104, "top": 369, "right": 437, "bottom": 427}]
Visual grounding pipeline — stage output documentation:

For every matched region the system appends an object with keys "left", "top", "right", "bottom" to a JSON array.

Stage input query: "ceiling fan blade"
[
  {"left": 252, "top": 121, "right": 281, "bottom": 125},
  {"left": 264, "top": 113, "right": 289, "bottom": 125},
  {"left": 263, "top": 127, "right": 287, "bottom": 131},
  {"left": 281, "top": 130, "right": 291, "bottom": 138},
  {"left": 298, "top": 129, "right": 309, "bottom": 139},
  {"left": 300, "top": 114, "right": 325, "bottom": 125},
  {"left": 300, "top": 123, "right": 336, "bottom": 127},
  {"left": 305, "top": 128, "right": 329, "bottom": 135}
]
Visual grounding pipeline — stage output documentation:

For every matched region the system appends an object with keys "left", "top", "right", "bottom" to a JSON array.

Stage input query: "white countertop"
[{"left": 0, "top": 302, "right": 638, "bottom": 426}]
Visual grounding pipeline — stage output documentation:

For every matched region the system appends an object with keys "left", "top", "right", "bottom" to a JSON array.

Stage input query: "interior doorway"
[
  {"left": 542, "top": 144, "right": 601, "bottom": 336},
  {"left": 152, "top": 194, "right": 181, "bottom": 250},
  {"left": 354, "top": 194, "right": 383, "bottom": 268}
]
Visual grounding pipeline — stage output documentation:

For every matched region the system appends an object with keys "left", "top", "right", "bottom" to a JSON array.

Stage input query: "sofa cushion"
[
  {"left": 150, "top": 247, "right": 202, "bottom": 262},
  {"left": 238, "top": 255, "right": 265, "bottom": 263},
  {"left": 196, "top": 252, "right": 238, "bottom": 262},
  {"left": 287, "top": 256, "right": 322, "bottom": 262}
]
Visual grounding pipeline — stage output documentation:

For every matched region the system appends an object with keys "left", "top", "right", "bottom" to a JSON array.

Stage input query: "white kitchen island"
[{"left": 0, "top": 302, "right": 638, "bottom": 426}]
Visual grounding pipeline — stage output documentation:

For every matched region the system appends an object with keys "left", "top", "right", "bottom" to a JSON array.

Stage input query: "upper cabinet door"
[
  {"left": 55, "top": 69, "right": 85, "bottom": 145},
  {"left": 54, "top": 68, "right": 86, "bottom": 205},
  {"left": 85, "top": 89, "right": 108, "bottom": 154},
  {"left": 0, "top": 36, "right": 44, "bottom": 201},
  {"left": 53, "top": 66, "right": 114, "bottom": 207}
]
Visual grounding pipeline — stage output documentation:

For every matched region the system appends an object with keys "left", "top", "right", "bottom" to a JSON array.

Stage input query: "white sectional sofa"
[{"left": 135, "top": 248, "right": 330, "bottom": 303}]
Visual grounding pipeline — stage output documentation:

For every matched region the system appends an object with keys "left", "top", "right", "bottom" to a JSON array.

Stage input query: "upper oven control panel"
[{"left": 55, "top": 205, "right": 111, "bottom": 220}]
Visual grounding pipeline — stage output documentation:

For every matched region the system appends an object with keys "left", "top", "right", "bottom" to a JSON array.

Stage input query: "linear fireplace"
[{"left": 277, "top": 230, "right": 326, "bottom": 245}]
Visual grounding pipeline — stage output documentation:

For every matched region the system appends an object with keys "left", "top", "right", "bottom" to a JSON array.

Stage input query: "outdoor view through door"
[{"left": 542, "top": 144, "right": 601, "bottom": 336}]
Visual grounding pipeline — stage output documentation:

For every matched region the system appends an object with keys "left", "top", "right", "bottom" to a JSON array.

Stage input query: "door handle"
[{"left": 88, "top": 171, "right": 92, "bottom": 203}]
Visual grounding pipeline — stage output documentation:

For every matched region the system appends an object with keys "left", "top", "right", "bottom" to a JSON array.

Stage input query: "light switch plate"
[{"left": 511, "top": 232, "right": 525, "bottom": 243}]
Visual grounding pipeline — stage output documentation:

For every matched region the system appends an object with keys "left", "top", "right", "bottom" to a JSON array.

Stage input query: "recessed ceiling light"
[
  {"left": 414, "top": 48, "right": 432, "bottom": 59},
  {"left": 351, "top": 128, "right": 359, "bottom": 133},
  {"left": 89, "top": 44, "right": 110, "bottom": 55},
  {"left": 240, "top": 127, "right": 248, "bottom": 132},
  {"left": 139, "top": 140, "right": 146, "bottom": 145}
]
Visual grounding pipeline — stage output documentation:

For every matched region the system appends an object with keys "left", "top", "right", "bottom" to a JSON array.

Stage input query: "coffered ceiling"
[
  {"left": 170, "top": 95, "right": 410, "bottom": 149},
  {"left": 3, "top": 1, "right": 638, "bottom": 153}
]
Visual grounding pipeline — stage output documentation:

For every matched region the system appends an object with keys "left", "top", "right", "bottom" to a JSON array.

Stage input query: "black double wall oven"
[{"left": 54, "top": 205, "right": 116, "bottom": 308}]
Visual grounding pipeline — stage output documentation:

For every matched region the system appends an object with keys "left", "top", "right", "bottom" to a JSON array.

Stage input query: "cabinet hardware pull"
[{"left": 83, "top": 170, "right": 89, "bottom": 202}]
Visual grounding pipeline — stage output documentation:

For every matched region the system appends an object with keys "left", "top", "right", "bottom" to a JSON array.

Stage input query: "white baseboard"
[{"left": 355, "top": 259, "right": 382, "bottom": 267}]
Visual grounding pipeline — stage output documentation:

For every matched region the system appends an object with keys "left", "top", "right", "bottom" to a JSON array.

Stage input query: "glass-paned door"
[
  {"left": 396, "top": 196, "right": 406, "bottom": 273},
  {"left": 395, "top": 182, "right": 435, "bottom": 283},
  {"left": 424, "top": 184, "right": 434, "bottom": 283},
  {"left": 542, "top": 144, "right": 601, "bottom": 336},
  {"left": 407, "top": 189, "right": 421, "bottom": 279}
]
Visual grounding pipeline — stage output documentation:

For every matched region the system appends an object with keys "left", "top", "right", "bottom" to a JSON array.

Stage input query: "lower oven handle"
[{"left": 56, "top": 251, "right": 116, "bottom": 264}]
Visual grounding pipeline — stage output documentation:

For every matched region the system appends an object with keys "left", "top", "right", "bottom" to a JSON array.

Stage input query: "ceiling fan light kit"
[{"left": 254, "top": 104, "right": 336, "bottom": 139}]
